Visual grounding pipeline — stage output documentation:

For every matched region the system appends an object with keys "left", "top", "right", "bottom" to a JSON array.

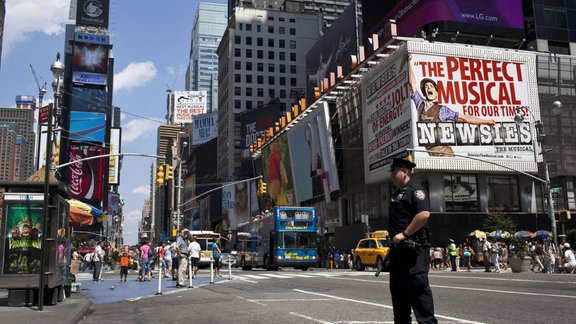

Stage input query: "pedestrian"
[
  {"left": 388, "top": 158, "right": 437, "bottom": 323},
  {"left": 81, "top": 250, "right": 93, "bottom": 272},
  {"left": 433, "top": 248, "right": 442, "bottom": 270},
  {"left": 93, "top": 241, "right": 105, "bottom": 282},
  {"left": 481, "top": 237, "right": 491, "bottom": 272},
  {"left": 529, "top": 241, "right": 545, "bottom": 272},
  {"left": 156, "top": 242, "right": 166, "bottom": 276},
  {"left": 543, "top": 237, "right": 556, "bottom": 273},
  {"left": 334, "top": 251, "right": 340, "bottom": 269},
  {"left": 120, "top": 246, "right": 130, "bottom": 282},
  {"left": 171, "top": 240, "right": 179, "bottom": 280},
  {"left": 500, "top": 242, "right": 509, "bottom": 270},
  {"left": 175, "top": 229, "right": 190, "bottom": 287},
  {"left": 211, "top": 238, "right": 222, "bottom": 277},
  {"left": 490, "top": 238, "right": 501, "bottom": 273},
  {"left": 139, "top": 241, "right": 152, "bottom": 281},
  {"left": 448, "top": 239, "right": 457, "bottom": 271},
  {"left": 462, "top": 242, "right": 473, "bottom": 272},
  {"left": 560, "top": 243, "right": 576, "bottom": 273},
  {"left": 189, "top": 235, "right": 201, "bottom": 279},
  {"left": 164, "top": 240, "right": 172, "bottom": 278}
]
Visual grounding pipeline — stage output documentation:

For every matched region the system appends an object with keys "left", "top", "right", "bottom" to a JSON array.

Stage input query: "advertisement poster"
[
  {"left": 71, "top": 86, "right": 107, "bottom": 113},
  {"left": 72, "top": 42, "right": 109, "bottom": 85},
  {"left": 2, "top": 194, "right": 44, "bottom": 274},
  {"left": 192, "top": 112, "right": 218, "bottom": 146},
  {"left": 287, "top": 102, "right": 339, "bottom": 203},
  {"left": 221, "top": 182, "right": 251, "bottom": 231},
  {"left": 408, "top": 51, "right": 536, "bottom": 166},
  {"left": 260, "top": 133, "right": 296, "bottom": 207},
  {"left": 76, "top": 0, "right": 110, "bottom": 29},
  {"left": 361, "top": 50, "right": 412, "bottom": 184},
  {"left": 173, "top": 91, "right": 208, "bottom": 124},
  {"left": 108, "top": 128, "right": 121, "bottom": 184},
  {"left": 69, "top": 111, "right": 106, "bottom": 142},
  {"left": 67, "top": 143, "right": 105, "bottom": 200}
]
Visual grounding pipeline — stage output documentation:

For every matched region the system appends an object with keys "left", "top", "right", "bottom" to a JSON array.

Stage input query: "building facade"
[
  {"left": 0, "top": 122, "right": 18, "bottom": 180},
  {"left": 522, "top": 0, "right": 576, "bottom": 55},
  {"left": 0, "top": 107, "right": 35, "bottom": 180},
  {"left": 186, "top": 2, "right": 227, "bottom": 112}
]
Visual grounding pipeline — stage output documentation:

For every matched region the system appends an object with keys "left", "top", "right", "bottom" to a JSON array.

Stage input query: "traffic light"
[
  {"left": 258, "top": 180, "right": 267, "bottom": 195},
  {"left": 156, "top": 164, "right": 165, "bottom": 186},
  {"left": 165, "top": 164, "right": 174, "bottom": 180}
]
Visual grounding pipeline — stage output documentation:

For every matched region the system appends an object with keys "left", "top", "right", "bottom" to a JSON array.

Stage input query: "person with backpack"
[{"left": 211, "top": 239, "right": 222, "bottom": 277}]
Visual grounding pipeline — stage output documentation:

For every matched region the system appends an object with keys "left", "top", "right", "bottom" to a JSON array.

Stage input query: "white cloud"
[
  {"left": 114, "top": 61, "right": 157, "bottom": 92},
  {"left": 124, "top": 209, "right": 141, "bottom": 224},
  {"left": 121, "top": 117, "right": 161, "bottom": 143},
  {"left": 131, "top": 186, "right": 150, "bottom": 195},
  {"left": 4, "top": 0, "right": 69, "bottom": 55}
]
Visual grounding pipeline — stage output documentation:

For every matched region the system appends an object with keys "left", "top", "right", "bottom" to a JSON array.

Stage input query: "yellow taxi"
[{"left": 353, "top": 231, "right": 390, "bottom": 271}]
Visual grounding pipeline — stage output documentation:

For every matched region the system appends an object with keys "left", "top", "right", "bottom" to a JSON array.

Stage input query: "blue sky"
[{"left": 0, "top": 0, "right": 228, "bottom": 245}]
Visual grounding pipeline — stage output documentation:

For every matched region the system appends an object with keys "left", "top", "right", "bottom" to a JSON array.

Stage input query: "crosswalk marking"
[
  {"left": 241, "top": 274, "right": 271, "bottom": 280},
  {"left": 235, "top": 271, "right": 378, "bottom": 281},
  {"left": 259, "top": 273, "right": 295, "bottom": 279}
]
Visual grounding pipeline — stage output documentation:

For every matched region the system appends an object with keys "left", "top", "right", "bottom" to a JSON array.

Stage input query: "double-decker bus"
[{"left": 236, "top": 206, "right": 317, "bottom": 271}]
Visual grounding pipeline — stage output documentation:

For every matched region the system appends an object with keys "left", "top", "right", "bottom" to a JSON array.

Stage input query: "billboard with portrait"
[
  {"left": 173, "top": 91, "right": 208, "bottom": 124},
  {"left": 221, "top": 182, "right": 252, "bottom": 231},
  {"left": 66, "top": 143, "right": 105, "bottom": 201},
  {"left": 71, "top": 86, "right": 107, "bottom": 113},
  {"left": 287, "top": 102, "right": 339, "bottom": 203},
  {"left": 1, "top": 193, "right": 44, "bottom": 274},
  {"left": 69, "top": 111, "right": 106, "bottom": 142},
  {"left": 260, "top": 133, "right": 296, "bottom": 207},
  {"left": 72, "top": 42, "right": 109, "bottom": 85}
]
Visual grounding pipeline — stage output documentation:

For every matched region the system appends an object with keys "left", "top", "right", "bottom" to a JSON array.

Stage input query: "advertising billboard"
[
  {"left": 38, "top": 124, "right": 61, "bottom": 168},
  {"left": 240, "top": 101, "right": 283, "bottom": 158},
  {"left": 221, "top": 182, "right": 252, "bottom": 231},
  {"left": 361, "top": 48, "right": 412, "bottom": 184},
  {"left": 76, "top": 0, "right": 110, "bottom": 29},
  {"left": 287, "top": 102, "right": 340, "bottom": 203},
  {"left": 108, "top": 128, "right": 121, "bottom": 185},
  {"left": 72, "top": 42, "right": 109, "bottom": 85},
  {"left": 106, "top": 192, "right": 120, "bottom": 215},
  {"left": 1, "top": 193, "right": 44, "bottom": 274},
  {"left": 173, "top": 91, "right": 208, "bottom": 124},
  {"left": 192, "top": 112, "right": 218, "bottom": 146},
  {"left": 69, "top": 111, "right": 106, "bottom": 142},
  {"left": 67, "top": 143, "right": 105, "bottom": 201},
  {"left": 305, "top": 3, "right": 358, "bottom": 104},
  {"left": 363, "top": 0, "right": 524, "bottom": 48},
  {"left": 260, "top": 133, "right": 296, "bottom": 207},
  {"left": 71, "top": 86, "right": 107, "bottom": 113}
]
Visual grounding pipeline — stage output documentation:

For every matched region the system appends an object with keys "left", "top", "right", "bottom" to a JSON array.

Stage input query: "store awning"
[{"left": 69, "top": 205, "right": 94, "bottom": 227}]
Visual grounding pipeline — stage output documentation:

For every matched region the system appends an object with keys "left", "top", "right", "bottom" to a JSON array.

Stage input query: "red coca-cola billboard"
[{"left": 67, "top": 143, "right": 105, "bottom": 200}]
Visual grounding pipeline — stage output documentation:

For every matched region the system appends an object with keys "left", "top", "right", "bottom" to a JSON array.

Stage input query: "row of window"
[
  {"left": 233, "top": 63, "right": 297, "bottom": 73},
  {"left": 234, "top": 97, "right": 286, "bottom": 110},
  {"left": 234, "top": 36, "right": 297, "bottom": 49},
  {"left": 443, "top": 174, "right": 519, "bottom": 212},
  {"left": 233, "top": 75, "right": 298, "bottom": 86},
  {"left": 234, "top": 87, "right": 290, "bottom": 98},
  {"left": 234, "top": 48, "right": 297, "bottom": 61},
  {"left": 238, "top": 21, "right": 297, "bottom": 33}
]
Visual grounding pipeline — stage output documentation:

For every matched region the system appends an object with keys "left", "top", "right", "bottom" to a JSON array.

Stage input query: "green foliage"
[
  {"left": 483, "top": 212, "right": 516, "bottom": 233},
  {"left": 509, "top": 236, "right": 528, "bottom": 258},
  {"left": 110, "top": 249, "right": 120, "bottom": 263}
]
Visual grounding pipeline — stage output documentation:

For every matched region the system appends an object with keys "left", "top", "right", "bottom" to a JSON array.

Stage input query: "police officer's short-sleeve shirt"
[{"left": 388, "top": 180, "right": 430, "bottom": 237}]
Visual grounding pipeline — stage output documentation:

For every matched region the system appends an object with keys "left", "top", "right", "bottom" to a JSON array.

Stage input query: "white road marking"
[
  {"left": 289, "top": 311, "right": 333, "bottom": 324},
  {"left": 251, "top": 298, "right": 331, "bottom": 302},
  {"left": 430, "top": 283, "right": 576, "bottom": 299},
  {"left": 284, "top": 273, "right": 315, "bottom": 278},
  {"left": 237, "top": 277, "right": 258, "bottom": 283},
  {"left": 430, "top": 274, "right": 576, "bottom": 285},
  {"left": 241, "top": 274, "right": 271, "bottom": 280},
  {"left": 293, "top": 289, "right": 485, "bottom": 324},
  {"left": 259, "top": 273, "right": 295, "bottom": 279}
]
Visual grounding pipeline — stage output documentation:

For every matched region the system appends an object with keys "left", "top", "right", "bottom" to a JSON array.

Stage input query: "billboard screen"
[
  {"left": 67, "top": 143, "right": 105, "bottom": 201},
  {"left": 287, "top": 102, "right": 340, "bottom": 203},
  {"left": 192, "top": 112, "right": 218, "bottom": 146},
  {"left": 260, "top": 133, "right": 296, "bottom": 207},
  {"left": 240, "top": 101, "right": 283, "bottom": 158},
  {"left": 71, "top": 86, "right": 107, "bottom": 113},
  {"left": 363, "top": 0, "right": 524, "bottom": 47},
  {"left": 72, "top": 42, "right": 109, "bottom": 85},
  {"left": 106, "top": 192, "right": 120, "bottom": 215},
  {"left": 173, "top": 91, "right": 208, "bottom": 124},
  {"left": 76, "top": 0, "right": 110, "bottom": 28},
  {"left": 221, "top": 182, "right": 253, "bottom": 231},
  {"left": 69, "top": 111, "right": 106, "bottom": 142},
  {"left": 305, "top": 3, "right": 358, "bottom": 104},
  {"left": 108, "top": 128, "right": 121, "bottom": 185}
]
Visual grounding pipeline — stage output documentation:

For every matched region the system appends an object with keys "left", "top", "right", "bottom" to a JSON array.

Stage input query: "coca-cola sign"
[{"left": 67, "top": 144, "right": 104, "bottom": 200}]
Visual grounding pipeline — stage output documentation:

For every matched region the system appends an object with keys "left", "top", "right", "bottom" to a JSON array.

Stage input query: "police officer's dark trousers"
[{"left": 389, "top": 247, "right": 437, "bottom": 324}]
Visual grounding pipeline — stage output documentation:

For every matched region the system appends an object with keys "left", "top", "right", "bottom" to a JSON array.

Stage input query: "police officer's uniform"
[{"left": 388, "top": 158, "right": 437, "bottom": 324}]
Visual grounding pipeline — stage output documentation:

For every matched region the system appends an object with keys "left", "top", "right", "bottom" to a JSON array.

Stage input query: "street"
[{"left": 78, "top": 268, "right": 576, "bottom": 323}]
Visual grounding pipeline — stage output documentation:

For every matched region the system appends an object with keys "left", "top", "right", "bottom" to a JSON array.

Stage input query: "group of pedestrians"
[
  {"left": 174, "top": 229, "right": 222, "bottom": 288},
  {"left": 429, "top": 240, "right": 486, "bottom": 272}
]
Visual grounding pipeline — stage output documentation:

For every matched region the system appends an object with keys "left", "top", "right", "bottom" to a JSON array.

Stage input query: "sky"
[{"left": 0, "top": 0, "right": 228, "bottom": 245}]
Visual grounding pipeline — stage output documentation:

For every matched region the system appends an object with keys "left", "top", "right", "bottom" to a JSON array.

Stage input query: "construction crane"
[{"left": 30, "top": 64, "right": 47, "bottom": 109}]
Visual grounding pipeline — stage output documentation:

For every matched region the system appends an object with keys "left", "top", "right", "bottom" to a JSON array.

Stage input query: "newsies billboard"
[{"left": 361, "top": 40, "right": 540, "bottom": 183}]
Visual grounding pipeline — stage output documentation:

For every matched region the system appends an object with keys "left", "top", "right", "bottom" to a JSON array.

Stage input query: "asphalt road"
[{"left": 79, "top": 268, "right": 576, "bottom": 323}]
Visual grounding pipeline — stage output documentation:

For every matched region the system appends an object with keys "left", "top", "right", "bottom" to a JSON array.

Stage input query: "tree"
[{"left": 483, "top": 212, "right": 516, "bottom": 233}]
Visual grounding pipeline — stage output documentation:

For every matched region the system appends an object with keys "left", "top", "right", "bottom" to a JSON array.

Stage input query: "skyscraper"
[
  {"left": 0, "top": 107, "right": 35, "bottom": 179},
  {"left": 0, "top": 122, "right": 18, "bottom": 180},
  {"left": 186, "top": 2, "right": 228, "bottom": 112}
]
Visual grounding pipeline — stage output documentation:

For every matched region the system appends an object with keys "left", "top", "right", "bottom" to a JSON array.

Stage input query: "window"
[
  {"left": 289, "top": 40, "right": 296, "bottom": 49},
  {"left": 257, "top": 101, "right": 264, "bottom": 107},
  {"left": 280, "top": 89, "right": 286, "bottom": 98},
  {"left": 246, "top": 49, "right": 252, "bottom": 58},
  {"left": 246, "top": 37, "right": 252, "bottom": 45},
  {"left": 290, "top": 78, "right": 297, "bottom": 86},
  {"left": 487, "top": 175, "right": 520, "bottom": 211},
  {"left": 246, "top": 24, "right": 252, "bottom": 31},
  {"left": 268, "top": 51, "right": 275, "bottom": 60},
  {"left": 289, "top": 18, "right": 295, "bottom": 23},
  {"left": 257, "top": 25, "right": 261, "bottom": 32},
  {"left": 268, "top": 89, "right": 275, "bottom": 98},
  {"left": 246, "top": 75, "right": 252, "bottom": 83},
  {"left": 257, "top": 50, "right": 263, "bottom": 59},
  {"left": 279, "top": 40, "right": 285, "bottom": 48},
  {"left": 268, "top": 26, "right": 274, "bottom": 33},
  {"left": 246, "top": 88, "right": 252, "bottom": 96},
  {"left": 290, "top": 65, "right": 297, "bottom": 74},
  {"left": 234, "top": 100, "right": 241, "bottom": 109},
  {"left": 246, "top": 62, "right": 252, "bottom": 71},
  {"left": 279, "top": 52, "right": 285, "bottom": 60},
  {"left": 279, "top": 27, "right": 285, "bottom": 34},
  {"left": 268, "top": 39, "right": 274, "bottom": 47},
  {"left": 268, "top": 16, "right": 274, "bottom": 21},
  {"left": 234, "top": 35, "right": 241, "bottom": 44},
  {"left": 257, "top": 75, "right": 263, "bottom": 84},
  {"left": 279, "top": 77, "right": 286, "bottom": 85},
  {"left": 257, "top": 88, "right": 264, "bottom": 97},
  {"left": 234, "top": 87, "right": 241, "bottom": 96},
  {"left": 257, "top": 37, "right": 263, "bottom": 46},
  {"left": 234, "top": 48, "right": 241, "bottom": 57},
  {"left": 279, "top": 64, "right": 286, "bottom": 73},
  {"left": 290, "top": 53, "right": 296, "bottom": 61},
  {"left": 246, "top": 100, "right": 253, "bottom": 109},
  {"left": 268, "top": 76, "right": 275, "bottom": 85},
  {"left": 268, "top": 63, "right": 275, "bottom": 72},
  {"left": 235, "top": 74, "right": 241, "bottom": 82},
  {"left": 239, "top": 23, "right": 243, "bottom": 30},
  {"left": 289, "top": 27, "right": 296, "bottom": 35},
  {"left": 234, "top": 61, "right": 241, "bottom": 70},
  {"left": 257, "top": 62, "right": 263, "bottom": 71},
  {"left": 444, "top": 175, "right": 478, "bottom": 211},
  {"left": 279, "top": 17, "right": 285, "bottom": 22}
]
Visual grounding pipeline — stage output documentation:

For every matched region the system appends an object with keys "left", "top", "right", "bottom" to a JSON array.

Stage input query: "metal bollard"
[
  {"left": 155, "top": 265, "right": 162, "bottom": 295},
  {"left": 188, "top": 256, "right": 193, "bottom": 288},
  {"left": 210, "top": 257, "right": 214, "bottom": 284},
  {"left": 228, "top": 256, "right": 232, "bottom": 280}
]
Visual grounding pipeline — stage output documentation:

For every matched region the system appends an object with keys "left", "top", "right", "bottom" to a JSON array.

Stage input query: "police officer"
[{"left": 388, "top": 158, "right": 437, "bottom": 324}]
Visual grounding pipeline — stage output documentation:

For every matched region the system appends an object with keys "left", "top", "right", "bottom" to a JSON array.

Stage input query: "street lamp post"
[
  {"left": 514, "top": 101, "right": 561, "bottom": 252},
  {"left": 39, "top": 53, "right": 64, "bottom": 311}
]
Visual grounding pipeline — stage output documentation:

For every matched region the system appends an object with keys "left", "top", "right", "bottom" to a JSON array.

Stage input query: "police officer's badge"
[{"left": 414, "top": 190, "right": 426, "bottom": 200}]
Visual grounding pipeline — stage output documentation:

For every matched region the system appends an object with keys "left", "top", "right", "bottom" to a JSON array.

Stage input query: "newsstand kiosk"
[{"left": 0, "top": 181, "right": 70, "bottom": 306}]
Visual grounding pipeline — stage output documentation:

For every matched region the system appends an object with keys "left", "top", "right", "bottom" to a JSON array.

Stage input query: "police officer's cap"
[{"left": 390, "top": 158, "right": 416, "bottom": 171}]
